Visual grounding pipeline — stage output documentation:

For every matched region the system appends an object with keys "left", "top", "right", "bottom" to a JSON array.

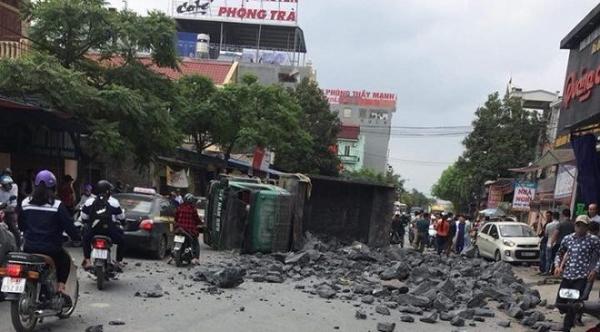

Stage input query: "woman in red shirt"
[{"left": 175, "top": 194, "right": 203, "bottom": 264}]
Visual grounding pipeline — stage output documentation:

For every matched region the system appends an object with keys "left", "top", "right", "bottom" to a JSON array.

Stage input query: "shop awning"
[{"left": 509, "top": 148, "right": 575, "bottom": 173}]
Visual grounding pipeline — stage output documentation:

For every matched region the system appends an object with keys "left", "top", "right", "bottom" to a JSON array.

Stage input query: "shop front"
[{"left": 555, "top": 4, "right": 600, "bottom": 213}]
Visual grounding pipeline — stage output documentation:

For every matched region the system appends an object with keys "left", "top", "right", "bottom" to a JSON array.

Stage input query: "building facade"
[
  {"left": 0, "top": 0, "right": 28, "bottom": 58},
  {"left": 336, "top": 125, "right": 364, "bottom": 172},
  {"left": 324, "top": 89, "right": 396, "bottom": 173}
]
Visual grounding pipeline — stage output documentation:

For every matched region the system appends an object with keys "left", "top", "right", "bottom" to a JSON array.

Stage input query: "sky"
[{"left": 110, "top": 0, "right": 598, "bottom": 194}]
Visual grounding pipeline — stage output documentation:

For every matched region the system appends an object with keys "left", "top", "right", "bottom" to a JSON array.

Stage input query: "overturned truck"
[{"left": 204, "top": 174, "right": 395, "bottom": 253}]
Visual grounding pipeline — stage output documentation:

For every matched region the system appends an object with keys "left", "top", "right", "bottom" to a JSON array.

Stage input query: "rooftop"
[
  {"left": 561, "top": 2, "right": 600, "bottom": 49},
  {"left": 337, "top": 125, "right": 360, "bottom": 140}
]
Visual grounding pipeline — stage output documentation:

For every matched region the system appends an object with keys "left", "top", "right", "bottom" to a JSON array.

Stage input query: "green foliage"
[
  {"left": 0, "top": 0, "right": 182, "bottom": 166},
  {"left": 400, "top": 189, "right": 434, "bottom": 210},
  {"left": 432, "top": 92, "right": 545, "bottom": 212},
  {"left": 342, "top": 168, "right": 405, "bottom": 189},
  {"left": 275, "top": 78, "right": 341, "bottom": 175}
]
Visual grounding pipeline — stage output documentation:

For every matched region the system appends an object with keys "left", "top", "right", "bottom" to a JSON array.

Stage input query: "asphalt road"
[{"left": 0, "top": 242, "right": 595, "bottom": 332}]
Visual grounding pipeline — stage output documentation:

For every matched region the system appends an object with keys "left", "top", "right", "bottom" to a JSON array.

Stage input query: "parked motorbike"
[
  {"left": 89, "top": 235, "right": 118, "bottom": 290},
  {"left": 172, "top": 228, "right": 195, "bottom": 267},
  {"left": 0, "top": 251, "right": 78, "bottom": 332}
]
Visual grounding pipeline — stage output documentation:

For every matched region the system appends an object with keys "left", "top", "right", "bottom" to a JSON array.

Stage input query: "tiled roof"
[
  {"left": 146, "top": 58, "right": 234, "bottom": 84},
  {"left": 88, "top": 54, "right": 234, "bottom": 84},
  {"left": 338, "top": 125, "right": 360, "bottom": 140}
]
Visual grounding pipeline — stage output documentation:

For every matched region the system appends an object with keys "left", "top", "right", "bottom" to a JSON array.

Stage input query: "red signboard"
[
  {"left": 487, "top": 185, "right": 504, "bottom": 209},
  {"left": 324, "top": 89, "right": 397, "bottom": 108}
]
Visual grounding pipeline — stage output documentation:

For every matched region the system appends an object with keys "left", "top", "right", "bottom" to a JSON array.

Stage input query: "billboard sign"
[
  {"left": 323, "top": 89, "right": 397, "bottom": 109},
  {"left": 487, "top": 185, "right": 504, "bottom": 209},
  {"left": 176, "top": 32, "right": 198, "bottom": 58},
  {"left": 172, "top": 0, "right": 298, "bottom": 26},
  {"left": 512, "top": 182, "right": 536, "bottom": 211},
  {"left": 554, "top": 164, "right": 577, "bottom": 199}
]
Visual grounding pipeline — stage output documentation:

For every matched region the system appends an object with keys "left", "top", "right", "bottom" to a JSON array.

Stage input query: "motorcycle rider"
[
  {"left": 0, "top": 174, "right": 20, "bottom": 248},
  {"left": 554, "top": 215, "right": 600, "bottom": 332},
  {"left": 175, "top": 193, "right": 202, "bottom": 265},
  {"left": 18, "top": 170, "right": 81, "bottom": 294},
  {"left": 80, "top": 180, "right": 125, "bottom": 270}
]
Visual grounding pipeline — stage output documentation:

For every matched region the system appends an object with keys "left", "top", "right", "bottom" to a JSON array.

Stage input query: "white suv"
[{"left": 476, "top": 221, "right": 540, "bottom": 262}]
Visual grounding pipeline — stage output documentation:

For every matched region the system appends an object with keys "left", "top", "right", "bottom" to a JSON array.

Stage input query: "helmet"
[
  {"left": 95, "top": 180, "right": 114, "bottom": 195},
  {"left": 184, "top": 193, "right": 196, "bottom": 203},
  {"left": 35, "top": 170, "right": 56, "bottom": 187},
  {"left": 0, "top": 176, "right": 13, "bottom": 185}
]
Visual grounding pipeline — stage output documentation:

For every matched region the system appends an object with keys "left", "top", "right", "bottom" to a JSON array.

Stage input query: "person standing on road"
[
  {"left": 435, "top": 215, "right": 450, "bottom": 256},
  {"left": 455, "top": 215, "right": 470, "bottom": 254},
  {"left": 413, "top": 212, "right": 430, "bottom": 252},
  {"left": 175, "top": 193, "right": 202, "bottom": 265},
  {"left": 552, "top": 210, "right": 576, "bottom": 266},
  {"left": 590, "top": 204, "right": 600, "bottom": 225},
  {"left": 409, "top": 211, "right": 421, "bottom": 245},
  {"left": 554, "top": 215, "right": 600, "bottom": 332},
  {"left": 539, "top": 211, "right": 552, "bottom": 275},
  {"left": 545, "top": 212, "right": 561, "bottom": 275},
  {"left": 446, "top": 213, "right": 457, "bottom": 255}
]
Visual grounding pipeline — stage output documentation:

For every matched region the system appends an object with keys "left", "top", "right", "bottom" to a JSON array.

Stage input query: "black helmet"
[{"left": 95, "top": 180, "right": 114, "bottom": 196}]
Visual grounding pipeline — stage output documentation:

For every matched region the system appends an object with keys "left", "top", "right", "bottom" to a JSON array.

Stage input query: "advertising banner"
[
  {"left": 487, "top": 185, "right": 504, "bottom": 209},
  {"left": 512, "top": 182, "right": 536, "bottom": 211},
  {"left": 172, "top": 0, "right": 298, "bottom": 26},
  {"left": 554, "top": 164, "right": 577, "bottom": 199},
  {"left": 323, "top": 89, "right": 397, "bottom": 109},
  {"left": 176, "top": 32, "right": 198, "bottom": 57},
  {"left": 166, "top": 166, "right": 190, "bottom": 188}
]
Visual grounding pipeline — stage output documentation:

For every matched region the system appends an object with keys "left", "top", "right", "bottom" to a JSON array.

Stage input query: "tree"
[
  {"left": 275, "top": 78, "right": 341, "bottom": 175},
  {"left": 431, "top": 92, "right": 544, "bottom": 211},
  {"left": 209, "top": 75, "right": 312, "bottom": 161},
  {"left": 172, "top": 75, "right": 219, "bottom": 152},
  {"left": 0, "top": 0, "right": 182, "bottom": 165},
  {"left": 400, "top": 189, "right": 433, "bottom": 210},
  {"left": 342, "top": 168, "right": 405, "bottom": 190}
]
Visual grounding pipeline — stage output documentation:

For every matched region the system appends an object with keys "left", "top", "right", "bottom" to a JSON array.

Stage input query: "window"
[
  {"left": 489, "top": 225, "right": 499, "bottom": 238},
  {"left": 359, "top": 109, "right": 367, "bottom": 118},
  {"left": 481, "top": 224, "right": 491, "bottom": 235},
  {"left": 499, "top": 225, "right": 535, "bottom": 238},
  {"left": 344, "top": 145, "right": 350, "bottom": 156},
  {"left": 343, "top": 108, "right": 352, "bottom": 118}
]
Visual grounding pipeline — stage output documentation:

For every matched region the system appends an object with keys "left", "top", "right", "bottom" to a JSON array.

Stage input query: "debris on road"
[
  {"left": 186, "top": 233, "right": 546, "bottom": 329},
  {"left": 376, "top": 322, "right": 396, "bottom": 332},
  {"left": 85, "top": 325, "right": 103, "bottom": 332},
  {"left": 135, "top": 284, "right": 164, "bottom": 298},
  {"left": 108, "top": 320, "right": 126, "bottom": 326}
]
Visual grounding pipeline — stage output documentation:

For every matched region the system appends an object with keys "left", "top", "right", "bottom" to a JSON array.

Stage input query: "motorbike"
[
  {"left": 89, "top": 235, "right": 118, "bottom": 290},
  {"left": 171, "top": 228, "right": 195, "bottom": 267},
  {"left": 0, "top": 251, "right": 78, "bottom": 332}
]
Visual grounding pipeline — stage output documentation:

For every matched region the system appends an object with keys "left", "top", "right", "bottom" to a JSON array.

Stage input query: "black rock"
[
  {"left": 384, "top": 301, "right": 398, "bottom": 309},
  {"left": 400, "top": 315, "right": 415, "bottom": 323},
  {"left": 380, "top": 262, "right": 409, "bottom": 281},
  {"left": 439, "top": 311, "right": 455, "bottom": 321},
  {"left": 239, "top": 307, "right": 245, "bottom": 312},
  {"left": 377, "top": 322, "right": 396, "bottom": 332},
  {"left": 497, "top": 321, "right": 511, "bottom": 328},
  {"left": 205, "top": 267, "right": 245, "bottom": 288},
  {"left": 108, "top": 321, "right": 125, "bottom": 326},
  {"left": 361, "top": 295, "right": 375, "bottom": 304},
  {"left": 355, "top": 310, "right": 367, "bottom": 320},
  {"left": 138, "top": 284, "right": 163, "bottom": 298},
  {"left": 285, "top": 252, "right": 310, "bottom": 265},
  {"left": 265, "top": 274, "right": 285, "bottom": 283},
  {"left": 317, "top": 285, "right": 337, "bottom": 299},
  {"left": 86, "top": 326, "right": 103, "bottom": 332},
  {"left": 433, "top": 293, "right": 453, "bottom": 312},
  {"left": 394, "top": 294, "right": 431, "bottom": 308},
  {"left": 473, "top": 308, "right": 495, "bottom": 318},
  {"left": 457, "top": 309, "right": 475, "bottom": 320},
  {"left": 473, "top": 317, "right": 485, "bottom": 322},
  {"left": 532, "top": 321, "right": 552, "bottom": 332},
  {"left": 462, "top": 246, "right": 477, "bottom": 258},
  {"left": 467, "top": 292, "right": 487, "bottom": 308},
  {"left": 450, "top": 316, "right": 465, "bottom": 327},
  {"left": 419, "top": 312, "right": 438, "bottom": 324},
  {"left": 508, "top": 305, "right": 524, "bottom": 319},
  {"left": 436, "top": 279, "right": 456, "bottom": 298},
  {"left": 375, "top": 305, "right": 391, "bottom": 316},
  {"left": 539, "top": 299, "right": 547, "bottom": 307},
  {"left": 398, "top": 305, "right": 423, "bottom": 315}
]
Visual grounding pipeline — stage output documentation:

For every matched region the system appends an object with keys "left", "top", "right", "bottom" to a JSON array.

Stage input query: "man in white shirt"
[
  {"left": 589, "top": 204, "right": 600, "bottom": 224},
  {"left": 544, "top": 211, "right": 561, "bottom": 275}
]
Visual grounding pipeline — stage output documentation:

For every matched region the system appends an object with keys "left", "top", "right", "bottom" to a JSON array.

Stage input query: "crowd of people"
[{"left": 391, "top": 210, "right": 476, "bottom": 255}]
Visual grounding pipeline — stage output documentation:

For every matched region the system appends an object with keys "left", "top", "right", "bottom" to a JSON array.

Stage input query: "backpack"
[{"left": 88, "top": 196, "right": 113, "bottom": 230}]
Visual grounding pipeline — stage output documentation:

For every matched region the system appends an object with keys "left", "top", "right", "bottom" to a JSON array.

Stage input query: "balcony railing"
[
  {"left": 339, "top": 155, "right": 359, "bottom": 164},
  {"left": 0, "top": 39, "right": 28, "bottom": 59}
]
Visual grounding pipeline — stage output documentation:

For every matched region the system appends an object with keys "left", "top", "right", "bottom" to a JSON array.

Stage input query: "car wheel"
[
  {"left": 494, "top": 250, "right": 502, "bottom": 262},
  {"left": 153, "top": 235, "right": 167, "bottom": 260}
]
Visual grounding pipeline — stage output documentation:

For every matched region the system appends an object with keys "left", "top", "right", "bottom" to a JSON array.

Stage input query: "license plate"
[
  {"left": 1, "top": 277, "right": 26, "bottom": 294},
  {"left": 92, "top": 249, "right": 108, "bottom": 259},
  {"left": 174, "top": 235, "right": 185, "bottom": 243},
  {"left": 521, "top": 252, "right": 536, "bottom": 257}
]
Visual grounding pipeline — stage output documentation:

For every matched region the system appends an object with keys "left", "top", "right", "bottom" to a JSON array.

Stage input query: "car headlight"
[{"left": 503, "top": 240, "right": 516, "bottom": 247}]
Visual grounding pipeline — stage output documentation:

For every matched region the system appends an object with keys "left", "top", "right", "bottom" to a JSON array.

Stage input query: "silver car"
[{"left": 476, "top": 222, "right": 540, "bottom": 262}]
